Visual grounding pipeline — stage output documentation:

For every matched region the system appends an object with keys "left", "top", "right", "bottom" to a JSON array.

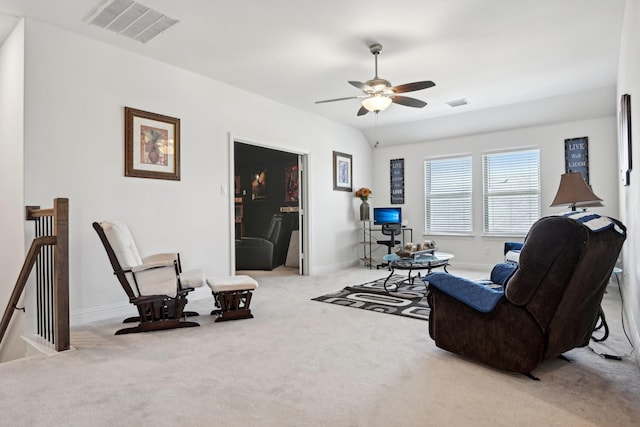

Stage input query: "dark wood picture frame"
[
  {"left": 620, "top": 94, "right": 632, "bottom": 187},
  {"left": 333, "top": 151, "right": 353, "bottom": 192},
  {"left": 124, "top": 107, "right": 180, "bottom": 181}
]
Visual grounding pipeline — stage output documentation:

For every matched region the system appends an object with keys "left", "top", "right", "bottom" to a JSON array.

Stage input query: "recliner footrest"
[{"left": 207, "top": 275, "right": 258, "bottom": 322}]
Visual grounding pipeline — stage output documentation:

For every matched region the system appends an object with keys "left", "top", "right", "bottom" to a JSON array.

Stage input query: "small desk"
[
  {"left": 381, "top": 252, "right": 454, "bottom": 293},
  {"left": 360, "top": 221, "right": 413, "bottom": 269}
]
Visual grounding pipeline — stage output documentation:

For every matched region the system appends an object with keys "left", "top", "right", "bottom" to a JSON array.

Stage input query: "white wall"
[
  {"left": 372, "top": 116, "right": 619, "bottom": 270},
  {"left": 17, "top": 18, "right": 371, "bottom": 326},
  {"left": 0, "top": 19, "right": 26, "bottom": 362},
  {"left": 617, "top": 0, "right": 640, "bottom": 359}
]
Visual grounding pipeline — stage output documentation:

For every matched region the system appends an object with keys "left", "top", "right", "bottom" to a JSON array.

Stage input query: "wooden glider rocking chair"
[{"left": 93, "top": 221, "right": 205, "bottom": 335}]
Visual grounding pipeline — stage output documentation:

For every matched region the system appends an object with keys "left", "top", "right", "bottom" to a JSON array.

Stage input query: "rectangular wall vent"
[
  {"left": 447, "top": 98, "right": 469, "bottom": 108},
  {"left": 87, "top": 0, "right": 178, "bottom": 43}
]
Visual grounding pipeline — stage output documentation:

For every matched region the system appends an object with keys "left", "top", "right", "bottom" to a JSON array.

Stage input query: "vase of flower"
[
  {"left": 360, "top": 200, "right": 370, "bottom": 221},
  {"left": 355, "top": 187, "right": 372, "bottom": 221}
]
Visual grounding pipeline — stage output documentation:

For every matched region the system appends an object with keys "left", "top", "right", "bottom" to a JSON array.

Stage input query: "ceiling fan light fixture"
[
  {"left": 314, "top": 44, "right": 435, "bottom": 116},
  {"left": 362, "top": 95, "right": 392, "bottom": 112}
]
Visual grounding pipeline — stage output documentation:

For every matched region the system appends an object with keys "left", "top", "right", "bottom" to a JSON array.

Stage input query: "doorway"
[{"left": 231, "top": 139, "right": 308, "bottom": 275}]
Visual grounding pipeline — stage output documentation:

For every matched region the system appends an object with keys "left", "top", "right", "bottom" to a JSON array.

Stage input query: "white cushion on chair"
[
  {"left": 101, "top": 221, "right": 143, "bottom": 268},
  {"left": 141, "top": 254, "right": 205, "bottom": 288},
  {"left": 207, "top": 275, "right": 258, "bottom": 292},
  {"left": 132, "top": 264, "right": 179, "bottom": 297},
  {"left": 101, "top": 221, "right": 180, "bottom": 297},
  {"left": 180, "top": 269, "right": 206, "bottom": 288}
]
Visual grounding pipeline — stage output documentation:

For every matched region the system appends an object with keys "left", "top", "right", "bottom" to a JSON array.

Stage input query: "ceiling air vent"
[
  {"left": 447, "top": 98, "right": 469, "bottom": 108},
  {"left": 87, "top": 0, "right": 179, "bottom": 43}
]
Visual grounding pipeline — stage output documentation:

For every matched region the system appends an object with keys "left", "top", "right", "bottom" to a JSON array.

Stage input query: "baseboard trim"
[{"left": 21, "top": 334, "right": 76, "bottom": 357}]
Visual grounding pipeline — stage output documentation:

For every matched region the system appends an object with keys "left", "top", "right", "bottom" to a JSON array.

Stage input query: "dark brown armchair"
[
  {"left": 235, "top": 214, "right": 293, "bottom": 270},
  {"left": 425, "top": 214, "right": 626, "bottom": 377}
]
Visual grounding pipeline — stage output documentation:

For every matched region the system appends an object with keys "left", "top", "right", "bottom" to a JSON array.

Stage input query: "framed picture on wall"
[
  {"left": 124, "top": 107, "right": 180, "bottom": 181},
  {"left": 390, "top": 158, "right": 405, "bottom": 204},
  {"left": 333, "top": 151, "right": 352, "bottom": 192},
  {"left": 251, "top": 169, "right": 267, "bottom": 200},
  {"left": 284, "top": 165, "right": 299, "bottom": 202},
  {"left": 620, "top": 94, "right": 633, "bottom": 186},
  {"left": 564, "top": 136, "right": 589, "bottom": 184}
]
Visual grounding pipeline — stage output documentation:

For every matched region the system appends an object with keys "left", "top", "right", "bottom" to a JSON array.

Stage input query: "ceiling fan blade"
[
  {"left": 357, "top": 106, "right": 369, "bottom": 116},
  {"left": 391, "top": 80, "right": 435, "bottom": 94},
  {"left": 315, "top": 96, "right": 360, "bottom": 104},
  {"left": 349, "top": 81, "right": 373, "bottom": 92},
  {"left": 391, "top": 95, "right": 427, "bottom": 108}
]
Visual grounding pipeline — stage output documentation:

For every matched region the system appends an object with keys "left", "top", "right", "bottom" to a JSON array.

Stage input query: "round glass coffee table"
[{"left": 381, "top": 251, "right": 454, "bottom": 293}]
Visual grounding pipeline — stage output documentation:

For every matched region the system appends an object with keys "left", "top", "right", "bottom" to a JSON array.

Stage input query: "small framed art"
[
  {"left": 333, "top": 151, "right": 352, "bottom": 192},
  {"left": 124, "top": 107, "right": 180, "bottom": 180}
]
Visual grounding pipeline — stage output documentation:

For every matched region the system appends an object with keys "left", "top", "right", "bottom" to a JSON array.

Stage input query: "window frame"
[
  {"left": 482, "top": 148, "right": 541, "bottom": 236},
  {"left": 424, "top": 154, "right": 473, "bottom": 236}
]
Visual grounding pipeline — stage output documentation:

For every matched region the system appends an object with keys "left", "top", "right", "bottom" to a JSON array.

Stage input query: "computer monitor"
[{"left": 373, "top": 207, "right": 402, "bottom": 225}]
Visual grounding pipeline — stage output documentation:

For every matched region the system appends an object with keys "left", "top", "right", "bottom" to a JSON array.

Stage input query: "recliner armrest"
[
  {"left": 425, "top": 272, "right": 504, "bottom": 313},
  {"left": 142, "top": 253, "right": 178, "bottom": 264},
  {"left": 130, "top": 259, "right": 176, "bottom": 272}
]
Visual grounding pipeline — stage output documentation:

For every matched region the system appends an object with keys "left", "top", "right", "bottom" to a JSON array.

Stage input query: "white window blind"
[
  {"left": 483, "top": 149, "right": 540, "bottom": 235},
  {"left": 425, "top": 156, "right": 472, "bottom": 234}
]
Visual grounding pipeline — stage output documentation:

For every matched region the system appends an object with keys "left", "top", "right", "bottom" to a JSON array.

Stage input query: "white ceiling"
[{"left": 0, "top": 0, "right": 625, "bottom": 145}]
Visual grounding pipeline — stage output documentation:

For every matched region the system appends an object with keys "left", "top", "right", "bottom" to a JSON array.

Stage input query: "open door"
[
  {"left": 296, "top": 154, "right": 306, "bottom": 275},
  {"left": 231, "top": 139, "right": 308, "bottom": 275}
]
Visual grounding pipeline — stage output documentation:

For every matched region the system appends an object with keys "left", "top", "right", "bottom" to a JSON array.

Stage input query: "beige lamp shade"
[{"left": 550, "top": 172, "right": 603, "bottom": 210}]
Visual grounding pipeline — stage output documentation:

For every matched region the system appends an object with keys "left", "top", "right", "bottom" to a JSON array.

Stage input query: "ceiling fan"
[{"left": 315, "top": 43, "right": 435, "bottom": 116}]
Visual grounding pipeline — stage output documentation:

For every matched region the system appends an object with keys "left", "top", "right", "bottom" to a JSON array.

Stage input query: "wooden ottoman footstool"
[{"left": 207, "top": 275, "right": 258, "bottom": 322}]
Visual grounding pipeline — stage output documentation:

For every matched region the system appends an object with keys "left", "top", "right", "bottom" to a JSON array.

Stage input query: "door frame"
[{"left": 227, "top": 133, "right": 309, "bottom": 275}]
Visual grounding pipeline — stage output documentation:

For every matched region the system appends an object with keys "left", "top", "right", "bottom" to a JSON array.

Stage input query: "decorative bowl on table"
[{"left": 395, "top": 248, "right": 437, "bottom": 258}]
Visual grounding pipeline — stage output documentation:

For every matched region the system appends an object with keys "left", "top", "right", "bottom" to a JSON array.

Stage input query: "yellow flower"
[{"left": 355, "top": 187, "right": 372, "bottom": 201}]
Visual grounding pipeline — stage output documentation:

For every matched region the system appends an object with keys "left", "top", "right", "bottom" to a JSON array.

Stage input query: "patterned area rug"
[{"left": 312, "top": 275, "right": 430, "bottom": 321}]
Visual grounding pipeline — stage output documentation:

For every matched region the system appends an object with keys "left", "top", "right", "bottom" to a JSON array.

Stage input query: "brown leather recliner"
[{"left": 425, "top": 214, "right": 626, "bottom": 376}]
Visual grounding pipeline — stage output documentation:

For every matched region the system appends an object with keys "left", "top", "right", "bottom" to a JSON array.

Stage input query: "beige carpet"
[{"left": 1, "top": 266, "right": 639, "bottom": 426}]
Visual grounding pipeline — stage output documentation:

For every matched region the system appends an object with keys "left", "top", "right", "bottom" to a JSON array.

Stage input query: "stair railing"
[{"left": 0, "top": 198, "right": 70, "bottom": 352}]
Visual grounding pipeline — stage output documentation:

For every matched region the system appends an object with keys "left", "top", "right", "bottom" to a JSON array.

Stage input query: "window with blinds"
[
  {"left": 482, "top": 149, "right": 540, "bottom": 235},
  {"left": 424, "top": 156, "right": 472, "bottom": 234}
]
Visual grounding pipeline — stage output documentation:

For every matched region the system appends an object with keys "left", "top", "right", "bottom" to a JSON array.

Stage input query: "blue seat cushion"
[
  {"left": 490, "top": 263, "right": 517, "bottom": 287},
  {"left": 424, "top": 272, "right": 505, "bottom": 313}
]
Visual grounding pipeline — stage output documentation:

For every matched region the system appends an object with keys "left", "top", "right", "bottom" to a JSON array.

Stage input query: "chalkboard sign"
[
  {"left": 564, "top": 137, "right": 589, "bottom": 184},
  {"left": 390, "top": 158, "right": 404, "bottom": 204}
]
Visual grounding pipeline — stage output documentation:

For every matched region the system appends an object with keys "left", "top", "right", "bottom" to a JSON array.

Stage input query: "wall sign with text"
[
  {"left": 390, "top": 158, "right": 404, "bottom": 204},
  {"left": 564, "top": 136, "right": 589, "bottom": 184}
]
